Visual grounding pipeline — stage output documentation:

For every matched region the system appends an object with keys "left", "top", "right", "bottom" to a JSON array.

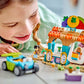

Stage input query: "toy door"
[
  {"left": 68, "top": 42, "right": 84, "bottom": 64},
  {"left": 46, "top": 50, "right": 53, "bottom": 62},
  {"left": 60, "top": 52, "right": 67, "bottom": 64}
]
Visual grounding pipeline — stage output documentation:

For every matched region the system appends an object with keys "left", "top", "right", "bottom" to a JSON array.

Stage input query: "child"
[{"left": 0, "top": 0, "right": 62, "bottom": 55}]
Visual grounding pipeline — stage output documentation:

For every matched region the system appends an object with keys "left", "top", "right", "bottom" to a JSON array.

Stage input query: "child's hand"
[
  {"left": 0, "top": 43, "right": 19, "bottom": 55},
  {"left": 70, "top": 0, "right": 78, "bottom": 6}
]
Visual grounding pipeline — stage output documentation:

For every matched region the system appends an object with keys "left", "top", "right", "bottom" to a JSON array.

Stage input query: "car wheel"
[
  {"left": 14, "top": 66, "right": 24, "bottom": 76},
  {"left": 33, "top": 63, "right": 39, "bottom": 73},
  {"left": 2, "top": 61, "right": 7, "bottom": 71}
]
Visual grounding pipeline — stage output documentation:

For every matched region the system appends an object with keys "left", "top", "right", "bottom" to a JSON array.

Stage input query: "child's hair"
[
  {"left": 0, "top": 0, "right": 10, "bottom": 9},
  {"left": 0, "top": 0, "right": 34, "bottom": 9},
  {"left": 34, "top": 45, "right": 40, "bottom": 49}
]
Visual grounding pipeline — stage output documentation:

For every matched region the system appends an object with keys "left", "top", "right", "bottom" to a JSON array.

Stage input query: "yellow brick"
[{"left": 71, "top": 53, "right": 78, "bottom": 58}]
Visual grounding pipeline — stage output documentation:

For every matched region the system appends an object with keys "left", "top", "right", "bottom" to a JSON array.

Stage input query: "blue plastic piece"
[
  {"left": 48, "top": 39, "right": 56, "bottom": 52},
  {"left": 71, "top": 57, "right": 78, "bottom": 61},
  {"left": 62, "top": 45, "right": 70, "bottom": 55},
  {"left": 48, "top": 43, "right": 52, "bottom": 49},
  {"left": 70, "top": 28, "right": 76, "bottom": 31},
  {"left": 52, "top": 41, "right": 55, "bottom": 52},
  {"left": 66, "top": 25, "right": 70, "bottom": 28},
  {"left": 34, "top": 54, "right": 38, "bottom": 58},
  {"left": 44, "top": 54, "right": 46, "bottom": 62}
]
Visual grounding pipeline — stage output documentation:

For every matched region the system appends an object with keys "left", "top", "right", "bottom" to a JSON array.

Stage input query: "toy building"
[{"left": 43, "top": 15, "right": 84, "bottom": 66}]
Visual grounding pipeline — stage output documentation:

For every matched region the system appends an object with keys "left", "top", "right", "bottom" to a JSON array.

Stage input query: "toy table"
[{"left": 0, "top": 53, "right": 84, "bottom": 84}]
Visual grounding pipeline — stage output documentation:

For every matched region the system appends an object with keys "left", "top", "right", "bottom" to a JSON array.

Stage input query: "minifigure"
[
  {"left": 75, "top": 47, "right": 82, "bottom": 60},
  {"left": 33, "top": 45, "right": 40, "bottom": 58}
]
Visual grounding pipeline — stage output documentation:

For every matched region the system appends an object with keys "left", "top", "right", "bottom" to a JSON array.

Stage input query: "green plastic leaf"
[
  {"left": 63, "top": 16, "right": 68, "bottom": 21},
  {"left": 71, "top": 17, "right": 76, "bottom": 23},
  {"left": 41, "top": 49, "right": 46, "bottom": 54},
  {"left": 78, "top": 16, "right": 84, "bottom": 23}
]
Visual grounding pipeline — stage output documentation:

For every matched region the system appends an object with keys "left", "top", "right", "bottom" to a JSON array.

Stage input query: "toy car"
[{"left": 1, "top": 52, "right": 39, "bottom": 76}]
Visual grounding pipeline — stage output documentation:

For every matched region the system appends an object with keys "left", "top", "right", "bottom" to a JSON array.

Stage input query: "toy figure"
[
  {"left": 33, "top": 45, "right": 40, "bottom": 58},
  {"left": 75, "top": 47, "right": 82, "bottom": 60}
]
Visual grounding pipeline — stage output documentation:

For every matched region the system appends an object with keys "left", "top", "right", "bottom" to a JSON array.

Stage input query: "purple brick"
[{"left": 65, "top": 73, "right": 82, "bottom": 81}]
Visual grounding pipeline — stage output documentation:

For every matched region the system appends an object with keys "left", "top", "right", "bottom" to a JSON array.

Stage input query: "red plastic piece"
[
  {"left": 65, "top": 34, "right": 72, "bottom": 40},
  {"left": 77, "top": 35, "right": 84, "bottom": 41},
  {"left": 52, "top": 27, "right": 59, "bottom": 31},
  {"left": 76, "top": 20, "right": 84, "bottom": 30}
]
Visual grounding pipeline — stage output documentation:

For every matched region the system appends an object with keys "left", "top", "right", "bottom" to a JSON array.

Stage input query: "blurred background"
[{"left": 39, "top": 0, "right": 84, "bottom": 17}]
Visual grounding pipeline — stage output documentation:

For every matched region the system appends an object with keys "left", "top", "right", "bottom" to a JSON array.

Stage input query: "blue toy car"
[{"left": 1, "top": 52, "right": 39, "bottom": 76}]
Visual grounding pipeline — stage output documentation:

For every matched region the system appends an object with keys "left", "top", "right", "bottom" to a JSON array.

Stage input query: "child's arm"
[
  {"left": 38, "top": 2, "right": 62, "bottom": 43},
  {"left": 0, "top": 43, "right": 19, "bottom": 55}
]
